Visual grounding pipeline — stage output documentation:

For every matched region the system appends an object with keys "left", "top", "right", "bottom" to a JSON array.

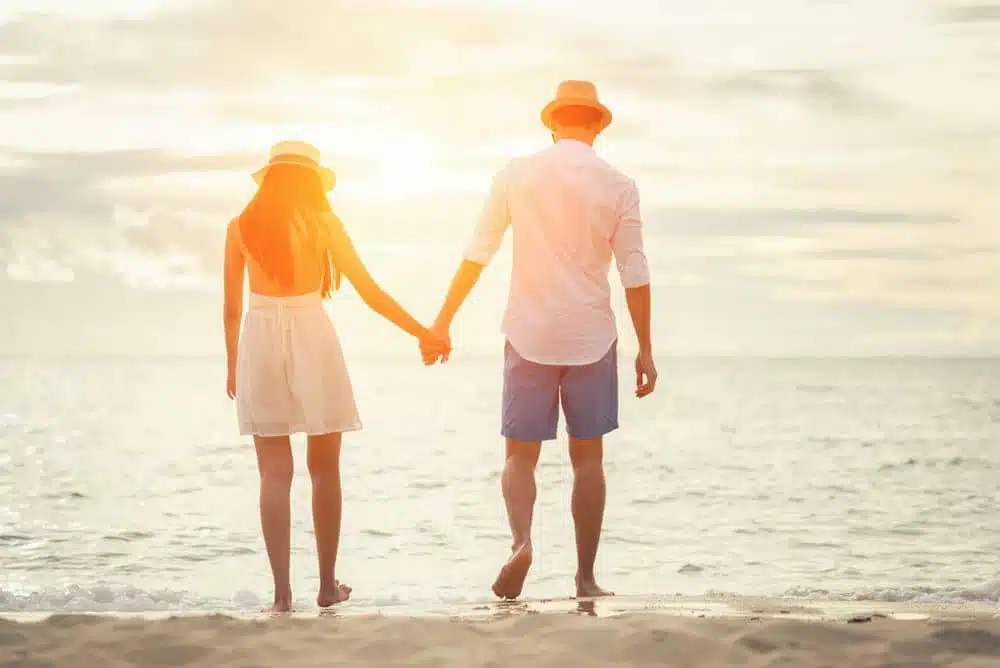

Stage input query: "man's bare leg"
[
  {"left": 254, "top": 436, "right": 294, "bottom": 612},
  {"left": 492, "top": 439, "right": 541, "bottom": 599},
  {"left": 307, "top": 432, "right": 352, "bottom": 607},
  {"left": 569, "top": 436, "right": 613, "bottom": 598}
]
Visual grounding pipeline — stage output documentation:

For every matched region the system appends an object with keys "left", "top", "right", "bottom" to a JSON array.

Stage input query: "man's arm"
[
  {"left": 613, "top": 180, "right": 657, "bottom": 397},
  {"left": 624, "top": 284, "right": 651, "bottom": 354},
  {"left": 427, "top": 170, "right": 511, "bottom": 362},
  {"left": 433, "top": 260, "right": 486, "bottom": 332}
]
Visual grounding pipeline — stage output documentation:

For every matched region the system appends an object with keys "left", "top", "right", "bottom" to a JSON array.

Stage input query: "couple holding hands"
[{"left": 223, "top": 81, "right": 657, "bottom": 612}]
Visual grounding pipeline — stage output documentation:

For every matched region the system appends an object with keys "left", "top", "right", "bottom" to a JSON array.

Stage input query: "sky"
[{"left": 0, "top": 0, "right": 997, "bottom": 357}]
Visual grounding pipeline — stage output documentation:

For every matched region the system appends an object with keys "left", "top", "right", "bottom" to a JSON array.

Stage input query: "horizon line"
[{"left": 1, "top": 353, "right": 998, "bottom": 361}]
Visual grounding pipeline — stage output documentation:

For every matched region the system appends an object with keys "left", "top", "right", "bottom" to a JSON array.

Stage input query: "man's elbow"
[
  {"left": 460, "top": 251, "right": 490, "bottom": 271},
  {"left": 617, "top": 252, "right": 649, "bottom": 290},
  {"left": 621, "top": 268, "right": 651, "bottom": 292}
]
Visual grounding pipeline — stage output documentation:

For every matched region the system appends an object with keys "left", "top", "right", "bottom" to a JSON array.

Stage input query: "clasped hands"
[{"left": 419, "top": 323, "right": 451, "bottom": 366}]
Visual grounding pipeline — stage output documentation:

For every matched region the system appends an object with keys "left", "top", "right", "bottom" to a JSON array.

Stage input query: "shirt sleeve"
[
  {"left": 462, "top": 169, "right": 511, "bottom": 266},
  {"left": 612, "top": 179, "right": 651, "bottom": 288}
]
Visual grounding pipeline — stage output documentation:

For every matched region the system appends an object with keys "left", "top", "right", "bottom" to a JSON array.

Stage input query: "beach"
[{"left": 4, "top": 597, "right": 1000, "bottom": 668}]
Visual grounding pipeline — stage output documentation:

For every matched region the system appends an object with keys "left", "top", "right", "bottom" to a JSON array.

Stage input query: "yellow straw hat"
[{"left": 540, "top": 80, "right": 612, "bottom": 132}]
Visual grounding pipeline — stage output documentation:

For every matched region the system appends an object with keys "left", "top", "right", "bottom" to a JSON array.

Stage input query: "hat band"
[{"left": 268, "top": 153, "right": 319, "bottom": 168}]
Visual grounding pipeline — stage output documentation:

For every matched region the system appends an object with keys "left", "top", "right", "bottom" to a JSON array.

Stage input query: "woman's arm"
[
  {"left": 223, "top": 218, "right": 246, "bottom": 398},
  {"left": 323, "top": 212, "right": 432, "bottom": 341}
]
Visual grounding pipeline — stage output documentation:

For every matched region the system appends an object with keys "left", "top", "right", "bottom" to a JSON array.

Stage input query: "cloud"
[
  {"left": 0, "top": 1, "right": 596, "bottom": 91},
  {"left": 642, "top": 206, "right": 957, "bottom": 239},
  {"left": 641, "top": 212, "right": 1000, "bottom": 340},
  {"left": 806, "top": 247, "right": 994, "bottom": 261},
  {"left": 706, "top": 69, "right": 893, "bottom": 116},
  {"left": 740, "top": 241, "right": 1000, "bottom": 319},
  {"left": 0, "top": 0, "right": 997, "bottom": 356},
  {"left": 0, "top": 143, "right": 489, "bottom": 286},
  {"left": 3, "top": 207, "right": 222, "bottom": 289},
  {"left": 0, "top": 0, "right": 893, "bottom": 129},
  {"left": 0, "top": 1, "right": 674, "bottom": 165},
  {"left": 0, "top": 148, "right": 248, "bottom": 285},
  {"left": 117, "top": 208, "right": 222, "bottom": 276},
  {"left": 0, "top": 148, "right": 253, "bottom": 220},
  {"left": 938, "top": 3, "right": 1000, "bottom": 23}
]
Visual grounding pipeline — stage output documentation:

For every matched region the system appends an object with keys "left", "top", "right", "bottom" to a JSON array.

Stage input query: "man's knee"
[
  {"left": 505, "top": 439, "right": 541, "bottom": 469},
  {"left": 569, "top": 437, "right": 603, "bottom": 471}
]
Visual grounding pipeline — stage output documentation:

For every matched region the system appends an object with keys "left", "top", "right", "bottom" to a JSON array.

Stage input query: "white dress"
[{"left": 235, "top": 290, "right": 362, "bottom": 437}]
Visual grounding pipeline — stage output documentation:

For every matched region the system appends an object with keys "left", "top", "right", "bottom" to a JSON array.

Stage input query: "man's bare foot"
[
  {"left": 492, "top": 543, "right": 532, "bottom": 600},
  {"left": 317, "top": 580, "right": 352, "bottom": 608},
  {"left": 575, "top": 577, "right": 614, "bottom": 598}
]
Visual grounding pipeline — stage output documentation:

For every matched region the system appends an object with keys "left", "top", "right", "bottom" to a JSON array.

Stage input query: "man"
[{"left": 424, "top": 80, "right": 657, "bottom": 600}]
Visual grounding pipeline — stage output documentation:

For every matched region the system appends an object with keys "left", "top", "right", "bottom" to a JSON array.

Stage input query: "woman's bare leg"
[
  {"left": 307, "top": 432, "right": 351, "bottom": 606},
  {"left": 254, "top": 435, "right": 294, "bottom": 612}
]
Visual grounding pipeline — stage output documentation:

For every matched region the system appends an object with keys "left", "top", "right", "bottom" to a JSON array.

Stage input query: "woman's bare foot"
[
  {"left": 492, "top": 543, "right": 533, "bottom": 600},
  {"left": 269, "top": 591, "right": 293, "bottom": 613},
  {"left": 317, "top": 580, "right": 352, "bottom": 608},
  {"left": 575, "top": 576, "right": 614, "bottom": 598}
]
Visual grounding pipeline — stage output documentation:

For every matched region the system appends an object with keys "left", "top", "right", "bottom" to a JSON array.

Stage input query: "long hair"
[{"left": 237, "top": 163, "right": 341, "bottom": 298}]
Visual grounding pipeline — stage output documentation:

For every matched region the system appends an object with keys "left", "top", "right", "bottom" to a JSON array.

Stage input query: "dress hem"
[{"left": 239, "top": 420, "right": 363, "bottom": 438}]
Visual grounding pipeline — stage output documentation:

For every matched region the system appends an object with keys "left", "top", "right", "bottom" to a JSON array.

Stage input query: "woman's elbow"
[
  {"left": 223, "top": 303, "right": 242, "bottom": 323},
  {"left": 356, "top": 284, "right": 385, "bottom": 311}
]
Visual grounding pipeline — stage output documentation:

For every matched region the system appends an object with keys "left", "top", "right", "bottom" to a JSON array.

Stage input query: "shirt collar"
[{"left": 555, "top": 138, "right": 595, "bottom": 152}]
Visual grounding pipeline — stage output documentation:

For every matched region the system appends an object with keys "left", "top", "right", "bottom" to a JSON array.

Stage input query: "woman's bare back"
[{"left": 226, "top": 216, "right": 328, "bottom": 297}]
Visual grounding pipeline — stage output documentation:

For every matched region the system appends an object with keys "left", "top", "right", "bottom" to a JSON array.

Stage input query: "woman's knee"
[
  {"left": 255, "top": 437, "right": 294, "bottom": 487},
  {"left": 260, "top": 462, "right": 294, "bottom": 488},
  {"left": 307, "top": 433, "right": 342, "bottom": 479}
]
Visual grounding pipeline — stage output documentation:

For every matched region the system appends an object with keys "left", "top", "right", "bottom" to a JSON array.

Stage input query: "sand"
[{"left": 2, "top": 597, "right": 999, "bottom": 668}]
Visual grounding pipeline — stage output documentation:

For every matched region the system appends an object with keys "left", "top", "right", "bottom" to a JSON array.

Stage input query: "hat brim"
[
  {"left": 541, "top": 97, "right": 613, "bottom": 132},
  {"left": 252, "top": 163, "right": 336, "bottom": 192}
]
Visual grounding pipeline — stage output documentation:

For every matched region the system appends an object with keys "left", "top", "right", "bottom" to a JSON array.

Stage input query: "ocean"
[{"left": 2, "top": 355, "right": 999, "bottom": 613}]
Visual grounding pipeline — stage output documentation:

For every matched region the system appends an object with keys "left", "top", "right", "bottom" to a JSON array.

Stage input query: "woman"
[{"left": 223, "top": 140, "right": 449, "bottom": 612}]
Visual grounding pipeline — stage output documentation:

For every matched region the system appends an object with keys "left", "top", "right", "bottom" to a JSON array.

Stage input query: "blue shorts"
[{"left": 501, "top": 340, "right": 619, "bottom": 442}]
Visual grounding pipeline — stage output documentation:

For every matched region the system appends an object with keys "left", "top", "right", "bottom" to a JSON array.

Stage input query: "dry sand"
[{"left": 2, "top": 597, "right": 999, "bottom": 668}]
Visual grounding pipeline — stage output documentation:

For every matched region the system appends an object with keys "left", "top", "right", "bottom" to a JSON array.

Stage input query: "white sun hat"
[{"left": 252, "top": 140, "right": 336, "bottom": 191}]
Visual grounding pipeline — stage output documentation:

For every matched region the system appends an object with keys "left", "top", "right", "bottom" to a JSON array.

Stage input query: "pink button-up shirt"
[{"left": 463, "top": 139, "right": 650, "bottom": 366}]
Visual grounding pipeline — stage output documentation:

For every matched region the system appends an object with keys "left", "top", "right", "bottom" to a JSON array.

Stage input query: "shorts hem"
[
  {"left": 501, "top": 427, "right": 559, "bottom": 442},
  {"left": 566, "top": 421, "right": 619, "bottom": 439}
]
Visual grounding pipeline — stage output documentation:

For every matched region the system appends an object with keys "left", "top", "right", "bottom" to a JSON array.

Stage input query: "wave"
[
  {"left": 0, "top": 585, "right": 248, "bottom": 613},
  {"left": 4, "top": 581, "right": 1000, "bottom": 614},
  {"left": 778, "top": 581, "right": 1000, "bottom": 605},
  {"left": 0, "top": 585, "right": 502, "bottom": 614}
]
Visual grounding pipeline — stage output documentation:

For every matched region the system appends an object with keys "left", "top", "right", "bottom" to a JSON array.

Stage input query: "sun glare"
[{"left": 364, "top": 135, "right": 448, "bottom": 197}]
